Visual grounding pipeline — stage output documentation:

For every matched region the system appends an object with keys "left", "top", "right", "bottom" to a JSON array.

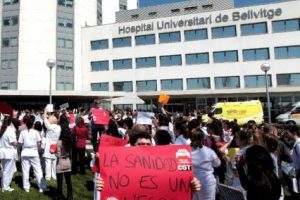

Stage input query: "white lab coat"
[
  {"left": 43, "top": 117, "right": 61, "bottom": 180},
  {"left": 0, "top": 125, "right": 17, "bottom": 190},
  {"left": 18, "top": 128, "right": 44, "bottom": 191}
]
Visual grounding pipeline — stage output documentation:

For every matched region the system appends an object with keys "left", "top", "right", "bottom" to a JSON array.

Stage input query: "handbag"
[
  {"left": 50, "top": 144, "right": 57, "bottom": 154},
  {"left": 57, "top": 156, "right": 71, "bottom": 172}
]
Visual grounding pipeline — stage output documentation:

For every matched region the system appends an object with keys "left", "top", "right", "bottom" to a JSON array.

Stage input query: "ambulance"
[
  {"left": 276, "top": 102, "right": 300, "bottom": 125},
  {"left": 203, "top": 100, "right": 264, "bottom": 125}
]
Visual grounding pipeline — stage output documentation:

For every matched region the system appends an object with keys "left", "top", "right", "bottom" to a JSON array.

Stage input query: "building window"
[
  {"left": 113, "top": 81, "right": 133, "bottom": 92},
  {"left": 277, "top": 73, "right": 300, "bottom": 86},
  {"left": 0, "top": 81, "right": 17, "bottom": 90},
  {"left": 1, "top": 59, "right": 17, "bottom": 69},
  {"left": 187, "top": 78, "right": 210, "bottom": 90},
  {"left": 161, "top": 79, "right": 183, "bottom": 91},
  {"left": 3, "top": 16, "right": 18, "bottom": 26},
  {"left": 272, "top": 18, "right": 300, "bottom": 33},
  {"left": 275, "top": 45, "right": 300, "bottom": 59},
  {"left": 159, "top": 31, "right": 181, "bottom": 43},
  {"left": 160, "top": 55, "right": 182, "bottom": 67},
  {"left": 213, "top": 50, "right": 238, "bottom": 63},
  {"left": 57, "top": 60, "right": 73, "bottom": 71},
  {"left": 113, "top": 37, "right": 131, "bottom": 48},
  {"left": 119, "top": 4, "right": 127, "bottom": 10},
  {"left": 240, "top": 22, "right": 268, "bottom": 36},
  {"left": 215, "top": 76, "right": 240, "bottom": 89},
  {"left": 243, "top": 48, "right": 269, "bottom": 61},
  {"left": 186, "top": 53, "right": 209, "bottom": 65},
  {"left": 57, "top": 82, "right": 73, "bottom": 90},
  {"left": 113, "top": 59, "right": 132, "bottom": 70},
  {"left": 184, "top": 29, "right": 208, "bottom": 41},
  {"left": 57, "top": 18, "right": 73, "bottom": 28},
  {"left": 135, "top": 34, "right": 155, "bottom": 46},
  {"left": 91, "top": 39, "right": 108, "bottom": 50},
  {"left": 3, "top": 0, "right": 18, "bottom": 5},
  {"left": 244, "top": 75, "right": 272, "bottom": 88},
  {"left": 212, "top": 25, "right": 236, "bottom": 39},
  {"left": 57, "top": 38, "right": 73, "bottom": 49},
  {"left": 136, "top": 80, "right": 157, "bottom": 92},
  {"left": 136, "top": 57, "right": 156, "bottom": 68},
  {"left": 91, "top": 60, "right": 109, "bottom": 71},
  {"left": 2, "top": 37, "right": 18, "bottom": 47},
  {"left": 57, "top": 0, "right": 73, "bottom": 7},
  {"left": 91, "top": 82, "right": 109, "bottom": 91}
]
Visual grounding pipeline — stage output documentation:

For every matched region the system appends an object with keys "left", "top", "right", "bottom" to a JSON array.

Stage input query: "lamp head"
[
  {"left": 47, "top": 59, "right": 56, "bottom": 69},
  {"left": 260, "top": 63, "right": 270, "bottom": 72}
]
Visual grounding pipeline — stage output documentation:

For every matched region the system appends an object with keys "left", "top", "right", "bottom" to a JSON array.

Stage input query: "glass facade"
[
  {"left": 244, "top": 75, "right": 272, "bottom": 88},
  {"left": 91, "top": 39, "right": 109, "bottom": 50},
  {"left": 56, "top": 82, "right": 73, "bottom": 90},
  {"left": 275, "top": 45, "right": 300, "bottom": 59},
  {"left": 113, "top": 59, "right": 132, "bottom": 70},
  {"left": 2, "top": 37, "right": 18, "bottom": 47},
  {"left": 113, "top": 81, "right": 133, "bottom": 91},
  {"left": 215, "top": 76, "right": 240, "bottom": 89},
  {"left": 135, "top": 34, "right": 155, "bottom": 46},
  {"left": 113, "top": 37, "right": 131, "bottom": 48},
  {"left": 212, "top": 25, "right": 236, "bottom": 39},
  {"left": 161, "top": 79, "right": 183, "bottom": 91},
  {"left": 136, "top": 80, "right": 157, "bottom": 92},
  {"left": 57, "top": 17, "right": 73, "bottom": 28},
  {"left": 187, "top": 78, "right": 211, "bottom": 90},
  {"left": 57, "top": 38, "right": 73, "bottom": 49},
  {"left": 136, "top": 57, "right": 156, "bottom": 68},
  {"left": 277, "top": 73, "right": 300, "bottom": 86},
  {"left": 272, "top": 18, "right": 300, "bottom": 33},
  {"left": 160, "top": 55, "right": 182, "bottom": 66},
  {"left": 186, "top": 53, "right": 209, "bottom": 65},
  {"left": 240, "top": 22, "right": 268, "bottom": 36},
  {"left": 159, "top": 31, "right": 181, "bottom": 43},
  {"left": 184, "top": 29, "right": 208, "bottom": 41},
  {"left": 213, "top": 50, "right": 238, "bottom": 63},
  {"left": 91, "top": 82, "right": 109, "bottom": 91},
  {"left": 243, "top": 48, "right": 269, "bottom": 61},
  {"left": 91, "top": 61, "right": 109, "bottom": 71}
]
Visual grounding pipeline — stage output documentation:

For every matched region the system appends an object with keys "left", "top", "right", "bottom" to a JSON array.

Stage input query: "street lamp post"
[
  {"left": 261, "top": 63, "right": 271, "bottom": 123},
  {"left": 47, "top": 59, "right": 56, "bottom": 105}
]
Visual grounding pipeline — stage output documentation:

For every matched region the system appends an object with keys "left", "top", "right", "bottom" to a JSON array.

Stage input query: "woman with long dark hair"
[
  {"left": 0, "top": 116, "right": 17, "bottom": 192},
  {"left": 56, "top": 114, "right": 73, "bottom": 200},
  {"left": 18, "top": 115, "right": 45, "bottom": 193},
  {"left": 238, "top": 145, "right": 281, "bottom": 200}
]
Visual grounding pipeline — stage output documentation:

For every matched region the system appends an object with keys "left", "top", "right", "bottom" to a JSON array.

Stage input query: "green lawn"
[{"left": 0, "top": 171, "right": 94, "bottom": 200}]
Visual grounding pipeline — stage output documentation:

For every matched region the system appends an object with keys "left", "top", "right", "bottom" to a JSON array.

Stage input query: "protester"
[
  {"left": 18, "top": 115, "right": 45, "bottom": 193},
  {"left": 0, "top": 116, "right": 17, "bottom": 192},
  {"left": 43, "top": 112, "right": 61, "bottom": 181},
  {"left": 237, "top": 145, "right": 281, "bottom": 200},
  {"left": 72, "top": 117, "right": 89, "bottom": 174},
  {"left": 56, "top": 115, "right": 73, "bottom": 200},
  {"left": 190, "top": 127, "right": 221, "bottom": 200}
]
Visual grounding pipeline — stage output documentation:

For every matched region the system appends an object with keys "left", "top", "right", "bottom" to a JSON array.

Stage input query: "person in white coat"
[
  {"left": 190, "top": 128, "right": 221, "bottom": 200},
  {"left": 0, "top": 116, "right": 17, "bottom": 192},
  {"left": 43, "top": 112, "right": 61, "bottom": 181},
  {"left": 18, "top": 115, "right": 45, "bottom": 193}
]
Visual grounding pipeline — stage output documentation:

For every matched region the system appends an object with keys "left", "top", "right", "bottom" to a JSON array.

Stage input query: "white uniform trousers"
[
  {"left": 45, "top": 157, "right": 57, "bottom": 180},
  {"left": 21, "top": 156, "right": 43, "bottom": 190},
  {"left": 1, "top": 159, "right": 16, "bottom": 190}
]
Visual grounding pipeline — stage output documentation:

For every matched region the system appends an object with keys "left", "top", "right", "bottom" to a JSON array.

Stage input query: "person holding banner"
[
  {"left": 0, "top": 116, "right": 17, "bottom": 192},
  {"left": 190, "top": 128, "right": 221, "bottom": 200}
]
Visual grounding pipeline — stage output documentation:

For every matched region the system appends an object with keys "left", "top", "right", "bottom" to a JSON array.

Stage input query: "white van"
[{"left": 276, "top": 102, "right": 300, "bottom": 125}]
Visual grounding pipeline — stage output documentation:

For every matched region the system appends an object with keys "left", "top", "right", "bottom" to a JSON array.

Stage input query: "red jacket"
[{"left": 73, "top": 124, "right": 89, "bottom": 149}]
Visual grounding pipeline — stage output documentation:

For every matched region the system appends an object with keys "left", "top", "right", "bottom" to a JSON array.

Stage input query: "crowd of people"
[{"left": 0, "top": 101, "right": 300, "bottom": 200}]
